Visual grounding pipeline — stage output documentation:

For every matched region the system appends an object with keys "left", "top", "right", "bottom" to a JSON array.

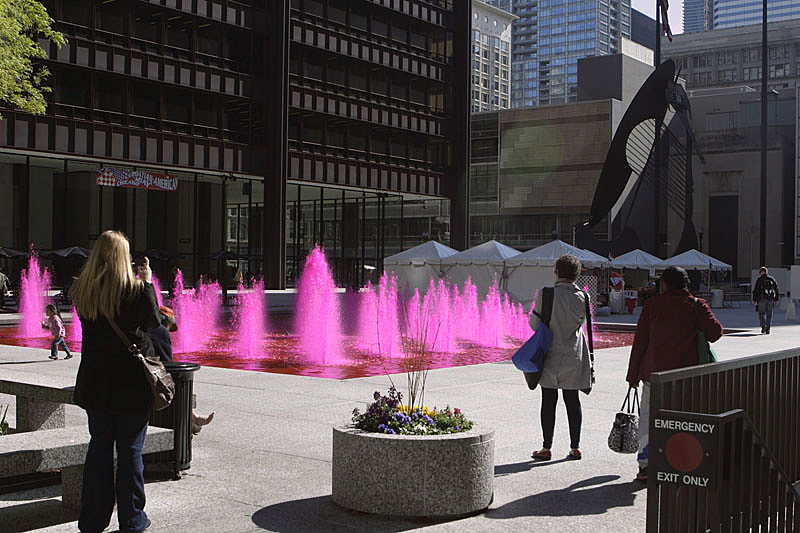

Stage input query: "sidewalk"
[{"left": 0, "top": 314, "right": 797, "bottom": 533}]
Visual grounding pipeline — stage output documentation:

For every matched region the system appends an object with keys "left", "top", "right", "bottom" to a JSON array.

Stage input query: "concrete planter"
[{"left": 331, "top": 424, "right": 494, "bottom": 518}]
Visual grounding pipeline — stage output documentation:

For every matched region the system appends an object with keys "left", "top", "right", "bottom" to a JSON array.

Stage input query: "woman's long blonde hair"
[{"left": 70, "top": 230, "right": 142, "bottom": 320}]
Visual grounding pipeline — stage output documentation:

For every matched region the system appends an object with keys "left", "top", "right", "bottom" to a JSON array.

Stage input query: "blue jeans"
[
  {"left": 51, "top": 336, "right": 71, "bottom": 358},
  {"left": 79, "top": 410, "right": 150, "bottom": 533}
]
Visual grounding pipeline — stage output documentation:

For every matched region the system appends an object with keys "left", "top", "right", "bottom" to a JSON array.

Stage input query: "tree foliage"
[{"left": 0, "top": 0, "right": 65, "bottom": 119}]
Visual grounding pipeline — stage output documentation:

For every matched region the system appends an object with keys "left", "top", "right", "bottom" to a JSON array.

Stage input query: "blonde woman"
[{"left": 71, "top": 231, "right": 160, "bottom": 533}]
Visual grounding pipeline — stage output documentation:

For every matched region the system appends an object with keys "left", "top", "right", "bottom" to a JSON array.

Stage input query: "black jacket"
[
  {"left": 73, "top": 283, "right": 160, "bottom": 414},
  {"left": 148, "top": 324, "right": 174, "bottom": 363},
  {"left": 752, "top": 274, "right": 779, "bottom": 302}
]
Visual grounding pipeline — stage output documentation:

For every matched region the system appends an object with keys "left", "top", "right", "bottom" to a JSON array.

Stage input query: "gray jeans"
[{"left": 757, "top": 299, "right": 774, "bottom": 330}]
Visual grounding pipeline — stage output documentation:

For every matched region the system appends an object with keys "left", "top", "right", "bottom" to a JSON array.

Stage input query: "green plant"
[
  {"left": 351, "top": 387, "right": 473, "bottom": 435},
  {"left": 0, "top": 0, "right": 66, "bottom": 119}
]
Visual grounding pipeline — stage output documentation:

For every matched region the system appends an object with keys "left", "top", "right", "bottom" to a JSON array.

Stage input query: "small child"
[{"left": 42, "top": 304, "right": 72, "bottom": 360}]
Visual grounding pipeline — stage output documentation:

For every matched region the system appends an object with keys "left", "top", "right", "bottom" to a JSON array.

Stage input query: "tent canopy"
[
  {"left": 440, "top": 240, "right": 520, "bottom": 266},
  {"left": 505, "top": 240, "right": 609, "bottom": 268},
  {"left": 662, "top": 249, "right": 732, "bottom": 271},
  {"left": 610, "top": 249, "right": 665, "bottom": 269},
  {"left": 383, "top": 240, "right": 458, "bottom": 266}
]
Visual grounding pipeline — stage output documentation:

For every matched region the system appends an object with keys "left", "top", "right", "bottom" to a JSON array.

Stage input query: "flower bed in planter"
[{"left": 331, "top": 424, "right": 494, "bottom": 517}]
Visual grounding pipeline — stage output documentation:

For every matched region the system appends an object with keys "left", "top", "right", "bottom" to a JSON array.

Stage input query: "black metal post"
[
  {"left": 759, "top": 0, "right": 768, "bottom": 267},
  {"left": 654, "top": 0, "right": 662, "bottom": 255}
]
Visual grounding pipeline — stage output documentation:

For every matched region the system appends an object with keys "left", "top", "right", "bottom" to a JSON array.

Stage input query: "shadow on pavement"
[
  {"left": 0, "top": 499, "right": 79, "bottom": 532},
  {"left": 494, "top": 458, "right": 570, "bottom": 476},
  {"left": 487, "top": 475, "right": 644, "bottom": 518},
  {"left": 252, "top": 495, "right": 466, "bottom": 532},
  {"left": 0, "top": 360, "right": 56, "bottom": 365}
]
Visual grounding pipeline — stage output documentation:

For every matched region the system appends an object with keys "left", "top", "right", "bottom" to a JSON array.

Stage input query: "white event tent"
[
  {"left": 505, "top": 240, "right": 610, "bottom": 307},
  {"left": 383, "top": 240, "right": 458, "bottom": 295},
  {"left": 610, "top": 249, "right": 666, "bottom": 272},
  {"left": 440, "top": 240, "right": 520, "bottom": 298},
  {"left": 662, "top": 249, "right": 732, "bottom": 271}
]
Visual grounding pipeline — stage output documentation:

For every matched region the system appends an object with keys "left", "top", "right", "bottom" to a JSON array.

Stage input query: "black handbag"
[
  {"left": 108, "top": 317, "right": 175, "bottom": 411},
  {"left": 608, "top": 387, "right": 640, "bottom": 454},
  {"left": 522, "top": 287, "right": 554, "bottom": 390},
  {"left": 581, "top": 290, "right": 595, "bottom": 395}
]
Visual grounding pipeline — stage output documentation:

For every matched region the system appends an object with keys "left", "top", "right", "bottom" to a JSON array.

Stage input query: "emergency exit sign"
[{"left": 650, "top": 410, "right": 720, "bottom": 490}]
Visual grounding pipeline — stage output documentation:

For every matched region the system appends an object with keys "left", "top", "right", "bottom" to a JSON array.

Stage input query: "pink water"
[
  {"left": 151, "top": 273, "right": 164, "bottom": 307},
  {"left": 231, "top": 279, "right": 267, "bottom": 358},
  {"left": 6, "top": 247, "right": 633, "bottom": 379},
  {"left": 171, "top": 269, "right": 221, "bottom": 353},
  {"left": 295, "top": 246, "right": 342, "bottom": 364},
  {"left": 18, "top": 252, "right": 51, "bottom": 338}
]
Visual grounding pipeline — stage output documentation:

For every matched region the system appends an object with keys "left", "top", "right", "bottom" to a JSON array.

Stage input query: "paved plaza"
[{"left": 1, "top": 305, "right": 798, "bottom": 533}]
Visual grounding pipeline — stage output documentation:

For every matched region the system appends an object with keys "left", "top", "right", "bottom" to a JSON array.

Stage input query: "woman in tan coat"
[{"left": 528, "top": 254, "right": 592, "bottom": 461}]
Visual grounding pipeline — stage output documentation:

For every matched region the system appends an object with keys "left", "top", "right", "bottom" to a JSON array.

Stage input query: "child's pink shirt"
[{"left": 47, "top": 315, "right": 66, "bottom": 338}]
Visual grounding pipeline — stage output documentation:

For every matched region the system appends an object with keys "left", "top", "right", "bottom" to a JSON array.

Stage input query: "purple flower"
[
  {"left": 455, "top": 426, "right": 460, "bottom": 431},
  {"left": 386, "top": 428, "right": 396, "bottom": 434},
  {"left": 378, "top": 424, "right": 387, "bottom": 431}
]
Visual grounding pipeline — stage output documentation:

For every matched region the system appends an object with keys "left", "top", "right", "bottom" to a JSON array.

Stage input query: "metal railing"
[{"left": 647, "top": 348, "right": 800, "bottom": 531}]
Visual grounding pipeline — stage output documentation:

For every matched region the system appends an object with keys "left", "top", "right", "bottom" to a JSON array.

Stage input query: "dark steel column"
[
  {"left": 654, "top": 0, "right": 662, "bottom": 255},
  {"left": 448, "top": 1, "right": 472, "bottom": 251},
  {"left": 759, "top": 0, "right": 768, "bottom": 267},
  {"left": 262, "top": 0, "right": 289, "bottom": 289}
]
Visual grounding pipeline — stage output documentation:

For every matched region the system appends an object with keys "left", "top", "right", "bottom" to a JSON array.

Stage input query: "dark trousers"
[
  {"left": 79, "top": 410, "right": 150, "bottom": 533},
  {"left": 540, "top": 387, "right": 582, "bottom": 449}
]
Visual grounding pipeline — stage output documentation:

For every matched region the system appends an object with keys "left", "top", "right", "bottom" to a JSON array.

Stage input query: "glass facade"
[
  {"left": 714, "top": 0, "right": 800, "bottom": 29},
  {"left": 489, "top": 0, "right": 631, "bottom": 108},
  {"left": 0, "top": 0, "right": 471, "bottom": 290},
  {"left": 683, "top": 0, "right": 711, "bottom": 33}
]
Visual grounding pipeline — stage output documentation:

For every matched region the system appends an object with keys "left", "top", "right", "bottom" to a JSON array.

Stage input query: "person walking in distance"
[
  {"left": 625, "top": 266, "right": 723, "bottom": 482},
  {"left": 0, "top": 267, "right": 9, "bottom": 309},
  {"left": 529, "top": 254, "right": 593, "bottom": 462},
  {"left": 752, "top": 267, "right": 779, "bottom": 334}
]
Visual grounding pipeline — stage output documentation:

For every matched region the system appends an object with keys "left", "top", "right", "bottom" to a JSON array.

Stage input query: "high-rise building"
[
  {"left": 683, "top": 0, "right": 712, "bottom": 33},
  {"left": 631, "top": 9, "right": 656, "bottom": 50},
  {"left": 488, "top": 0, "right": 633, "bottom": 108},
  {"left": 0, "top": 0, "right": 471, "bottom": 289},
  {"left": 683, "top": 0, "right": 800, "bottom": 32},
  {"left": 471, "top": 1, "right": 517, "bottom": 112},
  {"left": 714, "top": 0, "right": 800, "bottom": 29},
  {"left": 663, "top": 20, "right": 800, "bottom": 91}
]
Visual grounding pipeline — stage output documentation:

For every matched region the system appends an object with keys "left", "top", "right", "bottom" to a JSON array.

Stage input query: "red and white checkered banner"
[{"left": 96, "top": 168, "right": 178, "bottom": 191}]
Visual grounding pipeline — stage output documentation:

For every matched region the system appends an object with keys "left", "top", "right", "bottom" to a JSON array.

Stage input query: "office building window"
[
  {"left": 717, "top": 51, "right": 737, "bottom": 65},
  {"left": 743, "top": 66, "right": 761, "bottom": 80},
  {"left": 693, "top": 54, "right": 713, "bottom": 68},
  {"left": 719, "top": 68, "right": 736, "bottom": 82},
  {"left": 743, "top": 48, "right": 761, "bottom": 63},
  {"left": 768, "top": 63, "right": 790, "bottom": 78}
]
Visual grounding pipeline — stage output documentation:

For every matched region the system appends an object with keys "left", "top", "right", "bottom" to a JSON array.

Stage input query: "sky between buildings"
[{"left": 631, "top": 0, "right": 684, "bottom": 35}]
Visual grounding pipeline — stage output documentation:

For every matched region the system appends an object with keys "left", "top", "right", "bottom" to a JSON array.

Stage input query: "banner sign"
[
  {"left": 650, "top": 410, "right": 720, "bottom": 489},
  {"left": 96, "top": 168, "right": 178, "bottom": 191}
]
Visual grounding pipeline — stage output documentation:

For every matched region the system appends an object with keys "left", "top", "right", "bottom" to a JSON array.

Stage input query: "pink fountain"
[
  {"left": 295, "top": 246, "right": 342, "bottom": 364},
  {"left": 358, "top": 274, "right": 402, "bottom": 357},
  {"left": 479, "top": 281, "right": 506, "bottom": 348},
  {"left": 231, "top": 279, "right": 267, "bottom": 358},
  {"left": 151, "top": 273, "right": 164, "bottom": 307},
  {"left": 171, "top": 269, "right": 221, "bottom": 353},
  {"left": 459, "top": 278, "right": 481, "bottom": 343},
  {"left": 18, "top": 252, "right": 51, "bottom": 338},
  {"left": 68, "top": 303, "right": 82, "bottom": 343}
]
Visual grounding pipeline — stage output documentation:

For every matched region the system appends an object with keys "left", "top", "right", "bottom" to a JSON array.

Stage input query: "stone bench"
[
  {"left": 0, "top": 425, "right": 173, "bottom": 510},
  {"left": 0, "top": 371, "right": 77, "bottom": 431}
]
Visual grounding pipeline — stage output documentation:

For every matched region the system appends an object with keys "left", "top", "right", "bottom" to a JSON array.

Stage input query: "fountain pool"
[{"left": 1, "top": 246, "right": 634, "bottom": 379}]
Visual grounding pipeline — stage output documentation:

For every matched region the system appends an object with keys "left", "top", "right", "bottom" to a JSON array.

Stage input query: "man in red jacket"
[{"left": 626, "top": 266, "right": 723, "bottom": 482}]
